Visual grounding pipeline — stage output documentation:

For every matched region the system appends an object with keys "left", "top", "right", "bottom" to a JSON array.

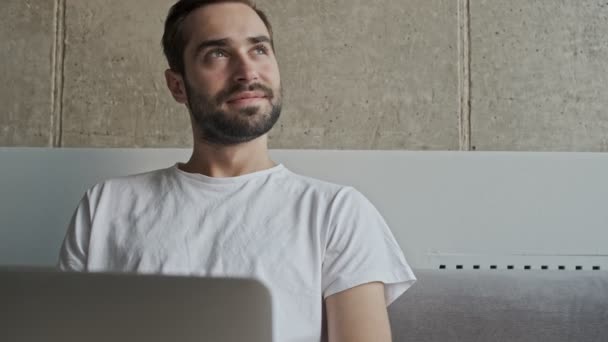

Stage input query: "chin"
[{"left": 240, "top": 105, "right": 271, "bottom": 117}]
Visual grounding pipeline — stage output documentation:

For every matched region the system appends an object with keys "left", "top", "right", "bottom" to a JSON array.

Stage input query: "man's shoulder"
[
  {"left": 280, "top": 168, "right": 359, "bottom": 200},
  {"left": 86, "top": 166, "right": 174, "bottom": 197}
]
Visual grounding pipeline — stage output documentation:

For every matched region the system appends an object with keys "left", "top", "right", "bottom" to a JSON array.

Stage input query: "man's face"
[{"left": 180, "top": 3, "right": 282, "bottom": 145}]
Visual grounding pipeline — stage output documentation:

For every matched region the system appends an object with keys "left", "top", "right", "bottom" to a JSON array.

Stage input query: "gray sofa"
[{"left": 388, "top": 270, "right": 608, "bottom": 341}]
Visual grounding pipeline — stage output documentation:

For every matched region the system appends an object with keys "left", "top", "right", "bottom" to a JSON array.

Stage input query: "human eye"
[
  {"left": 207, "top": 49, "right": 228, "bottom": 59},
  {"left": 253, "top": 44, "right": 269, "bottom": 55}
]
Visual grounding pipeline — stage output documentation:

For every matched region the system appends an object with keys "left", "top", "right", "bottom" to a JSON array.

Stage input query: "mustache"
[{"left": 215, "top": 83, "right": 274, "bottom": 104}]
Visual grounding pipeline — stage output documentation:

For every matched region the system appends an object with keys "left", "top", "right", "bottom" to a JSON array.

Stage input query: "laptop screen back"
[{"left": 0, "top": 268, "right": 273, "bottom": 342}]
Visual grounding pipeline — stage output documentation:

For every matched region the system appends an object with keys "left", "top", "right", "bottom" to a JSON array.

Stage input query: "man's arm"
[
  {"left": 57, "top": 193, "right": 93, "bottom": 271},
  {"left": 325, "top": 282, "right": 392, "bottom": 342}
]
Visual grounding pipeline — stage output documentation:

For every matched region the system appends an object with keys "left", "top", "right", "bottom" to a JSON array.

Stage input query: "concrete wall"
[{"left": 1, "top": 0, "right": 606, "bottom": 151}]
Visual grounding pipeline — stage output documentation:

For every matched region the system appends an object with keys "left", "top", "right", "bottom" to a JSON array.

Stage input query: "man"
[{"left": 58, "top": 1, "right": 416, "bottom": 341}]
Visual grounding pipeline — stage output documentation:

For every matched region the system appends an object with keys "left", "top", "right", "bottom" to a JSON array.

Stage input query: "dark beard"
[{"left": 184, "top": 80, "right": 282, "bottom": 146}]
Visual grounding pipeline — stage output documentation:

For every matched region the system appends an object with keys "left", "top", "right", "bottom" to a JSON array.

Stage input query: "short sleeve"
[
  {"left": 57, "top": 191, "right": 93, "bottom": 272},
  {"left": 322, "top": 187, "right": 416, "bottom": 305}
]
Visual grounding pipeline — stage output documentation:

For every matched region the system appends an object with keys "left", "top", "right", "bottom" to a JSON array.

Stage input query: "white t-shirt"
[{"left": 58, "top": 163, "right": 416, "bottom": 342}]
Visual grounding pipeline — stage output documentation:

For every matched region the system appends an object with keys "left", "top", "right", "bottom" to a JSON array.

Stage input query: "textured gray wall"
[
  {"left": 1, "top": 0, "right": 606, "bottom": 151},
  {"left": 1, "top": 1, "right": 55, "bottom": 146},
  {"left": 470, "top": 1, "right": 608, "bottom": 151}
]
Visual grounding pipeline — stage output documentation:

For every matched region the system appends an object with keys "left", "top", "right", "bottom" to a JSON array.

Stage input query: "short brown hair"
[{"left": 162, "top": 0, "right": 273, "bottom": 75}]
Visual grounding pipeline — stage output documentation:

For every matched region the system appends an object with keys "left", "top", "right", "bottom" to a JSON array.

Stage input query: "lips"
[{"left": 227, "top": 91, "right": 267, "bottom": 103}]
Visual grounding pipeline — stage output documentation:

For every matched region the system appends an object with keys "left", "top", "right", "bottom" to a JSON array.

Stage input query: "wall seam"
[
  {"left": 49, "top": 0, "right": 58, "bottom": 147},
  {"left": 457, "top": 0, "right": 471, "bottom": 151},
  {"left": 51, "top": 0, "right": 66, "bottom": 147}
]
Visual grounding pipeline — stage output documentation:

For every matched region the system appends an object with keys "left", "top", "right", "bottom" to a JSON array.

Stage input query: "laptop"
[{"left": 0, "top": 268, "right": 273, "bottom": 342}]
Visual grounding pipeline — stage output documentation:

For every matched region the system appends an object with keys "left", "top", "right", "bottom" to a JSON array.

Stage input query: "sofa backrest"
[{"left": 388, "top": 269, "right": 608, "bottom": 341}]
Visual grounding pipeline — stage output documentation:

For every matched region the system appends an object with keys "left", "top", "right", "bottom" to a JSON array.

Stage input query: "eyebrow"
[
  {"left": 194, "top": 36, "right": 272, "bottom": 56},
  {"left": 248, "top": 35, "right": 272, "bottom": 45}
]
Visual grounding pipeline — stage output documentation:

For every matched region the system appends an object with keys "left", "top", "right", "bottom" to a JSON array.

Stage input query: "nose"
[{"left": 232, "top": 54, "right": 259, "bottom": 84}]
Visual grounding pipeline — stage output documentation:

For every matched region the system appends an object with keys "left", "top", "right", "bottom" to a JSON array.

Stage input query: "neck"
[{"left": 180, "top": 135, "right": 276, "bottom": 178}]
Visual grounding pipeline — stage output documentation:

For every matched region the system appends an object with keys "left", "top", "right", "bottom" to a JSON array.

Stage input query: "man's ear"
[{"left": 165, "top": 69, "right": 188, "bottom": 104}]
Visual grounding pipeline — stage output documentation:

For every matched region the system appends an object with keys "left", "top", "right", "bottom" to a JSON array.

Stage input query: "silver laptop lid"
[{"left": 0, "top": 268, "right": 273, "bottom": 342}]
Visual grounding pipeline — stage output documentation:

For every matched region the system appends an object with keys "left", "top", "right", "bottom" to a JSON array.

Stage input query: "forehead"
[{"left": 183, "top": 3, "right": 270, "bottom": 46}]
